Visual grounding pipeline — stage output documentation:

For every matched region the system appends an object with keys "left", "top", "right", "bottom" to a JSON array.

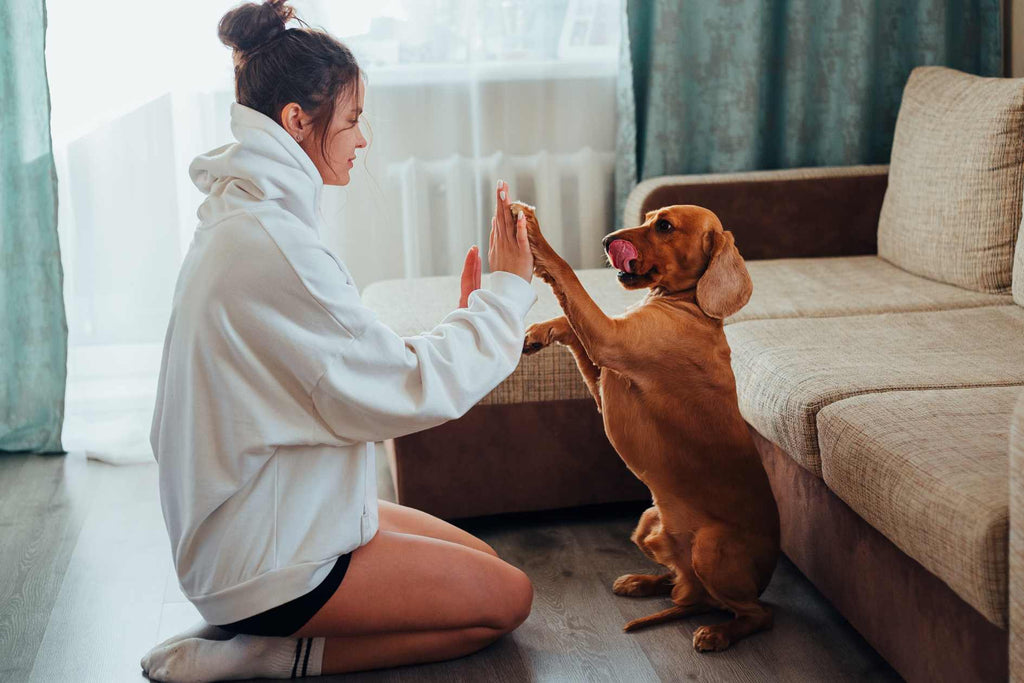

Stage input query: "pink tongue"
[{"left": 608, "top": 240, "right": 639, "bottom": 273}]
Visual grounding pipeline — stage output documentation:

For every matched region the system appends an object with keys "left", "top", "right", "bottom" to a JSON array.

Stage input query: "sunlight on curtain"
[
  {"left": 1, "top": 0, "right": 67, "bottom": 454},
  {"left": 46, "top": 0, "right": 621, "bottom": 462}
]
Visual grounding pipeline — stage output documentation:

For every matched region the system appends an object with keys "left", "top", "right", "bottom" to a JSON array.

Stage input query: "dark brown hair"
[{"left": 218, "top": 0, "right": 361, "bottom": 168}]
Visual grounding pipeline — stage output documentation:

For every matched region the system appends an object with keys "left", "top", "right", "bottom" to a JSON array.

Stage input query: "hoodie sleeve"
[{"left": 310, "top": 269, "right": 537, "bottom": 444}]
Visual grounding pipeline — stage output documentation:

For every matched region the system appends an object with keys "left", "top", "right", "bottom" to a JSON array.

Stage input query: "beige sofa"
[{"left": 362, "top": 67, "right": 1024, "bottom": 681}]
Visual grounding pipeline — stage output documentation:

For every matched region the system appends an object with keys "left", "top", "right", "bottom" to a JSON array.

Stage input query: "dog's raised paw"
[
  {"left": 522, "top": 340, "right": 545, "bottom": 355},
  {"left": 522, "top": 323, "right": 552, "bottom": 354},
  {"left": 692, "top": 625, "right": 731, "bottom": 652}
]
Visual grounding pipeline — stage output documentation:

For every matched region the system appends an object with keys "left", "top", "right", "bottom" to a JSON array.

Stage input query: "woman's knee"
[{"left": 490, "top": 566, "right": 533, "bottom": 634}]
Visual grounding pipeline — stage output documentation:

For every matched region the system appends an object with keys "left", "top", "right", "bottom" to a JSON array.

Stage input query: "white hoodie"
[{"left": 151, "top": 103, "right": 537, "bottom": 625}]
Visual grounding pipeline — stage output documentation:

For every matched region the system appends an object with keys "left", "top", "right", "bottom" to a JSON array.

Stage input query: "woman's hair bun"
[{"left": 218, "top": 0, "right": 295, "bottom": 54}]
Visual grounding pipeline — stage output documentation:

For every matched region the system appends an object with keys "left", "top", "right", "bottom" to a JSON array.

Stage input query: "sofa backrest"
[{"left": 877, "top": 66, "right": 1024, "bottom": 294}]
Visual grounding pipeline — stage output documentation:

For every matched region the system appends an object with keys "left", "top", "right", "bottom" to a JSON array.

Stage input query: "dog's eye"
[{"left": 655, "top": 219, "right": 674, "bottom": 233}]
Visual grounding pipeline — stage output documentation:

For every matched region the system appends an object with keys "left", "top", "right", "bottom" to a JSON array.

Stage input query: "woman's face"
[{"left": 302, "top": 79, "right": 367, "bottom": 187}]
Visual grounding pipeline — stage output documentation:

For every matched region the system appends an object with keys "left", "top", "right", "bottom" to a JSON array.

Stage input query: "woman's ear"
[
  {"left": 696, "top": 230, "right": 752, "bottom": 320},
  {"left": 279, "top": 103, "right": 312, "bottom": 143}
]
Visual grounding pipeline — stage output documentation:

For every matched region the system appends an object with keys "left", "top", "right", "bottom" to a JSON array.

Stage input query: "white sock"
[
  {"left": 156, "top": 620, "right": 235, "bottom": 648},
  {"left": 141, "top": 620, "right": 235, "bottom": 674},
  {"left": 143, "top": 634, "right": 325, "bottom": 682}
]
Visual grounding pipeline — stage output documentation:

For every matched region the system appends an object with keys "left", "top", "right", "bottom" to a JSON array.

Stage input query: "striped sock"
[
  {"left": 289, "top": 636, "right": 325, "bottom": 678},
  {"left": 143, "top": 634, "right": 326, "bottom": 681}
]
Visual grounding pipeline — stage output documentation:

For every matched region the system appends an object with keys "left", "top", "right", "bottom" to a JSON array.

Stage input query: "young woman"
[{"left": 141, "top": 2, "right": 536, "bottom": 680}]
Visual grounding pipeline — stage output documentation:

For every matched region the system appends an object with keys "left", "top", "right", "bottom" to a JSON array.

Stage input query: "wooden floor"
[{"left": 0, "top": 449, "right": 901, "bottom": 682}]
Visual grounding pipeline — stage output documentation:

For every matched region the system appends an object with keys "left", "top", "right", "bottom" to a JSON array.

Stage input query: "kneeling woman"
[{"left": 142, "top": 2, "right": 536, "bottom": 680}]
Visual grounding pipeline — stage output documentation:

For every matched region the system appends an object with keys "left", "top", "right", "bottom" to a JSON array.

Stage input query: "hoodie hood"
[{"left": 189, "top": 103, "right": 324, "bottom": 233}]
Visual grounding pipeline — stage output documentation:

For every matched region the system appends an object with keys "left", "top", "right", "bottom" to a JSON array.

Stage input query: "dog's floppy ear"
[{"left": 696, "top": 230, "right": 752, "bottom": 320}]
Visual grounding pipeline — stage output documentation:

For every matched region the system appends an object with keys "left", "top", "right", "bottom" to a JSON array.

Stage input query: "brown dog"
[{"left": 515, "top": 202, "right": 780, "bottom": 652}]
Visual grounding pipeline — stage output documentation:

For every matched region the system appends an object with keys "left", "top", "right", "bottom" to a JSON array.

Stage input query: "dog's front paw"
[
  {"left": 693, "top": 625, "right": 731, "bottom": 652},
  {"left": 510, "top": 202, "right": 557, "bottom": 278},
  {"left": 523, "top": 322, "right": 554, "bottom": 355}
]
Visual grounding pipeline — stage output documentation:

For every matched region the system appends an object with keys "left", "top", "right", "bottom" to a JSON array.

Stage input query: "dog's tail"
[{"left": 623, "top": 604, "right": 705, "bottom": 632}]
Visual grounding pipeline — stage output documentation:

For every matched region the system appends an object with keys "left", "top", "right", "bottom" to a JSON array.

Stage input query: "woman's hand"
[
  {"left": 488, "top": 179, "right": 533, "bottom": 284},
  {"left": 458, "top": 245, "right": 482, "bottom": 308}
]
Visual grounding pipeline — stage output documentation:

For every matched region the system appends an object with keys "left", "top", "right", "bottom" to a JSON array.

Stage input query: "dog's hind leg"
[
  {"left": 689, "top": 528, "right": 773, "bottom": 652},
  {"left": 616, "top": 507, "right": 693, "bottom": 597},
  {"left": 614, "top": 507, "right": 673, "bottom": 597},
  {"left": 631, "top": 505, "right": 663, "bottom": 539},
  {"left": 619, "top": 508, "right": 713, "bottom": 630},
  {"left": 612, "top": 572, "right": 673, "bottom": 597}
]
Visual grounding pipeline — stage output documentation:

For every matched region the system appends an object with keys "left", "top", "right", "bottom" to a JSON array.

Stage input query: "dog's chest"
[{"left": 599, "top": 371, "right": 660, "bottom": 453}]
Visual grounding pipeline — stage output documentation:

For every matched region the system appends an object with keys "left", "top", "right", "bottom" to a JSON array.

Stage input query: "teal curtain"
[
  {"left": 615, "top": 0, "right": 1004, "bottom": 220},
  {"left": 1, "top": 0, "right": 67, "bottom": 453}
]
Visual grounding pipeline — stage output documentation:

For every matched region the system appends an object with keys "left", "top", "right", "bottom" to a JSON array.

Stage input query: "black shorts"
[{"left": 217, "top": 552, "right": 352, "bottom": 637}]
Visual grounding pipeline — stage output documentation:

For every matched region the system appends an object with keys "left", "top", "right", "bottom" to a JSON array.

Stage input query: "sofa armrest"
[
  {"left": 1012, "top": 389, "right": 1024, "bottom": 682},
  {"left": 623, "top": 165, "right": 889, "bottom": 261}
]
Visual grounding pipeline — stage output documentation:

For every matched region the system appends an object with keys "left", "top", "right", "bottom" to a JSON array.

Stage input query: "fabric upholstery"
[
  {"left": 726, "top": 306, "right": 1024, "bottom": 475},
  {"left": 733, "top": 256, "right": 1010, "bottom": 323},
  {"left": 1011, "top": 390, "right": 1024, "bottom": 681},
  {"left": 818, "top": 387, "right": 1020, "bottom": 628},
  {"left": 363, "top": 263, "right": 1014, "bottom": 407},
  {"left": 877, "top": 66, "right": 1024, "bottom": 293},
  {"left": 754, "top": 428, "right": 1008, "bottom": 683}
]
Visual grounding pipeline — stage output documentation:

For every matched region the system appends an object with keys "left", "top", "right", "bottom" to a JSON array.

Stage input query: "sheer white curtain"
[{"left": 47, "top": 0, "right": 621, "bottom": 463}]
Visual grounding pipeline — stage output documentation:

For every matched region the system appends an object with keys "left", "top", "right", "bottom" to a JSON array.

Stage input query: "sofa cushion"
[
  {"left": 818, "top": 386, "right": 1021, "bottom": 628},
  {"left": 877, "top": 66, "right": 1024, "bottom": 293},
  {"left": 726, "top": 305, "right": 1024, "bottom": 475},
  {"left": 733, "top": 256, "right": 1010, "bottom": 323},
  {"left": 362, "top": 261, "right": 1013, "bottom": 406}
]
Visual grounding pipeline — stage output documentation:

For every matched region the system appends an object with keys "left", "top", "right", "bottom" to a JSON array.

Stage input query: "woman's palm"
[
  {"left": 458, "top": 179, "right": 532, "bottom": 308},
  {"left": 459, "top": 246, "right": 481, "bottom": 308}
]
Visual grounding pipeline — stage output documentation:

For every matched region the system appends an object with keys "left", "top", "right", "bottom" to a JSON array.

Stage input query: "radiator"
[{"left": 386, "top": 148, "right": 617, "bottom": 278}]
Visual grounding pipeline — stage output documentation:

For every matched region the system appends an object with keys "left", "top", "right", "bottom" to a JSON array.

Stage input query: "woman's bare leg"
[
  {"left": 143, "top": 506, "right": 529, "bottom": 681},
  {"left": 294, "top": 528, "right": 532, "bottom": 674},
  {"left": 291, "top": 502, "right": 515, "bottom": 673},
  {"left": 316, "top": 626, "right": 508, "bottom": 674},
  {"left": 296, "top": 529, "right": 530, "bottom": 637},
  {"left": 377, "top": 499, "right": 497, "bottom": 556}
]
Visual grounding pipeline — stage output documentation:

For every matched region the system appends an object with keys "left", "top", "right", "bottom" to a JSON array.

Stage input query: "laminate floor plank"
[
  {"left": 488, "top": 520, "right": 661, "bottom": 682},
  {"left": 26, "top": 459, "right": 171, "bottom": 683},
  {"left": 0, "top": 452, "right": 97, "bottom": 683},
  {"left": 5, "top": 453, "right": 901, "bottom": 682}
]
